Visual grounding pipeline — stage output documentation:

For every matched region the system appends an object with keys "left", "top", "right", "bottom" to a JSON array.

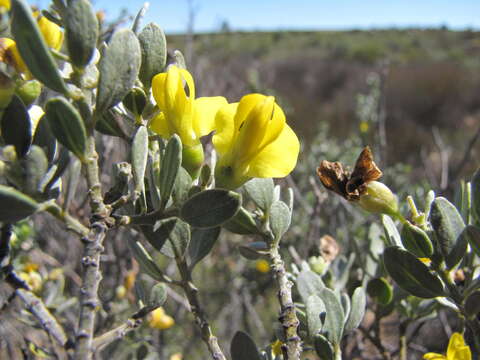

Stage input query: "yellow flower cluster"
[
  {"left": 0, "top": 8, "right": 63, "bottom": 76},
  {"left": 150, "top": 65, "right": 300, "bottom": 188}
]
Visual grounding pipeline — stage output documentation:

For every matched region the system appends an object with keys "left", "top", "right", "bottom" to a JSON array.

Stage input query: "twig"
[
  {"left": 74, "top": 134, "right": 112, "bottom": 360},
  {"left": 175, "top": 256, "right": 226, "bottom": 360},
  {"left": 269, "top": 234, "right": 302, "bottom": 360},
  {"left": 16, "top": 289, "right": 68, "bottom": 347}
]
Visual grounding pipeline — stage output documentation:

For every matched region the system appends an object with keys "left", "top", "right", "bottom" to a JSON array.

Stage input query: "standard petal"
[
  {"left": 193, "top": 96, "right": 228, "bottom": 137},
  {"left": 151, "top": 73, "right": 168, "bottom": 110},
  {"left": 212, "top": 103, "right": 238, "bottom": 156},
  {"left": 233, "top": 93, "right": 266, "bottom": 130},
  {"left": 246, "top": 123, "right": 299, "bottom": 178},
  {"left": 150, "top": 112, "right": 171, "bottom": 138},
  {"left": 258, "top": 101, "right": 286, "bottom": 151}
]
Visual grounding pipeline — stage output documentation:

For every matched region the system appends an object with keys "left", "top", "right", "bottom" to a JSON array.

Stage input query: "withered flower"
[{"left": 316, "top": 146, "right": 382, "bottom": 201}]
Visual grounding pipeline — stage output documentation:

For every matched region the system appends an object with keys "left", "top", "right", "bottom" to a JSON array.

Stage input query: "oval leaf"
[
  {"left": 65, "top": 0, "right": 98, "bottom": 68},
  {"left": 138, "top": 23, "right": 167, "bottom": 88},
  {"left": 463, "top": 225, "right": 480, "bottom": 258},
  {"left": 314, "top": 334, "right": 334, "bottom": 360},
  {"left": 243, "top": 177, "right": 274, "bottom": 211},
  {"left": 307, "top": 295, "right": 326, "bottom": 339},
  {"left": 320, "top": 287, "right": 345, "bottom": 345},
  {"left": 344, "top": 287, "right": 366, "bottom": 333},
  {"left": 1, "top": 95, "right": 31, "bottom": 158},
  {"left": 127, "top": 239, "right": 164, "bottom": 281},
  {"left": 149, "top": 283, "right": 167, "bottom": 308},
  {"left": 96, "top": 29, "right": 141, "bottom": 113},
  {"left": 383, "top": 246, "right": 445, "bottom": 299},
  {"left": 401, "top": 221, "right": 434, "bottom": 258},
  {"left": 45, "top": 97, "right": 87, "bottom": 161},
  {"left": 131, "top": 126, "right": 149, "bottom": 195},
  {"left": 181, "top": 189, "right": 241, "bottom": 228},
  {"left": 188, "top": 227, "right": 221, "bottom": 269},
  {"left": 382, "top": 214, "right": 402, "bottom": 247},
  {"left": 430, "top": 197, "right": 466, "bottom": 258},
  {"left": 160, "top": 135, "right": 182, "bottom": 208},
  {"left": 151, "top": 217, "right": 190, "bottom": 258},
  {"left": 269, "top": 200, "right": 291, "bottom": 239},
  {"left": 0, "top": 185, "right": 39, "bottom": 222},
  {"left": 366, "top": 277, "right": 393, "bottom": 305},
  {"left": 230, "top": 331, "right": 262, "bottom": 360},
  {"left": 11, "top": 0, "right": 68, "bottom": 94}
]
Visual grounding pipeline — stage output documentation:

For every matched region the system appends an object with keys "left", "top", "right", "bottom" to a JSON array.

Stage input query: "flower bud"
[
  {"left": 122, "top": 87, "right": 147, "bottom": 118},
  {"left": 357, "top": 181, "right": 399, "bottom": 217},
  {"left": 16, "top": 79, "right": 42, "bottom": 106},
  {"left": 255, "top": 259, "right": 270, "bottom": 273},
  {"left": 308, "top": 256, "right": 328, "bottom": 275}
]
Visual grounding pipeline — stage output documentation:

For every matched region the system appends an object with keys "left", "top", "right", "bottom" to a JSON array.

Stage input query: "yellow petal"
[
  {"left": 0, "top": 0, "right": 10, "bottom": 11},
  {"left": 453, "top": 348, "right": 472, "bottom": 360},
  {"left": 233, "top": 93, "right": 266, "bottom": 131},
  {"left": 192, "top": 96, "right": 227, "bottom": 137},
  {"left": 212, "top": 103, "right": 238, "bottom": 156},
  {"left": 447, "top": 333, "right": 469, "bottom": 359},
  {"left": 234, "top": 95, "right": 275, "bottom": 164},
  {"left": 150, "top": 112, "right": 172, "bottom": 138},
  {"left": 152, "top": 72, "right": 168, "bottom": 110},
  {"left": 246, "top": 123, "right": 299, "bottom": 178},
  {"left": 423, "top": 353, "right": 446, "bottom": 360},
  {"left": 37, "top": 15, "right": 63, "bottom": 50},
  {"left": 179, "top": 68, "right": 195, "bottom": 99},
  {"left": 258, "top": 101, "right": 286, "bottom": 150}
]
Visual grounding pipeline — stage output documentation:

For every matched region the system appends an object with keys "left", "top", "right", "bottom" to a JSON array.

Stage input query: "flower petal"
[
  {"left": 447, "top": 333, "right": 467, "bottom": 359},
  {"left": 246, "top": 123, "right": 299, "bottom": 178},
  {"left": 212, "top": 103, "right": 238, "bottom": 156},
  {"left": 422, "top": 353, "right": 446, "bottom": 360},
  {"left": 151, "top": 72, "right": 168, "bottom": 110},
  {"left": 150, "top": 112, "right": 172, "bottom": 138},
  {"left": 192, "top": 96, "right": 227, "bottom": 138}
]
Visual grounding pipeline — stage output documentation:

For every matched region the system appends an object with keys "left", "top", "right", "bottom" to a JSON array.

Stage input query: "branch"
[
  {"left": 268, "top": 235, "right": 302, "bottom": 360},
  {"left": 175, "top": 256, "right": 226, "bottom": 360}
]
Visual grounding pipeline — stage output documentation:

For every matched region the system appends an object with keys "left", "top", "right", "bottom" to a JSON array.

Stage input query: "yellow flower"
[
  {"left": 169, "top": 353, "right": 182, "bottom": 360},
  {"left": 150, "top": 65, "right": 227, "bottom": 176},
  {"left": 0, "top": 0, "right": 10, "bottom": 12},
  {"left": 148, "top": 307, "right": 175, "bottom": 330},
  {"left": 423, "top": 332, "right": 471, "bottom": 360},
  {"left": 19, "top": 270, "right": 42, "bottom": 293},
  {"left": 255, "top": 259, "right": 270, "bottom": 273},
  {"left": 271, "top": 339, "right": 283, "bottom": 356},
  {"left": 213, "top": 94, "right": 300, "bottom": 189},
  {"left": 34, "top": 11, "right": 64, "bottom": 51},
  {"left": 0, "top": 37, "right": 27, "bottom": 73}
]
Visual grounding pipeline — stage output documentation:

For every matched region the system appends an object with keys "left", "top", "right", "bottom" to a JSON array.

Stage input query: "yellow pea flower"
[
  {"left": 150, "top": 65, "right": 227, "bottom": 176},
  {"left": 148, "top": 307, "right": 175, "bottom": 330},
  {"left": 423, "top": 332, "right": 471, "bottom": 360},
  {"left": 0, "top": 0, "right": 10, "bottom": 12},
  {"left": 213, "top": 94, "right": 299, "bottom": 189},
  {"left": 0, "top": 11, "right": 63, "bottom": 75},
  {"left": 33, "top": 11, "right": 64, "bottom": 51}
]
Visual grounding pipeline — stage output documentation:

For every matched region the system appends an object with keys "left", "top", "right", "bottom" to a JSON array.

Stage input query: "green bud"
[
  {"left": 308, "top": 256, "right": 328, "bottom": 275},
  {"left": 122, "top": 87, "right": 147, "bottom": 118},
  {"left": 358, "top": 181, "right": 399, "bottom": 217},
  {"left": 182, "top": 143, "right": 204, "bottom": 179},
  {"left": 15, "top": 79, "right": 41, "bottom": 106}
]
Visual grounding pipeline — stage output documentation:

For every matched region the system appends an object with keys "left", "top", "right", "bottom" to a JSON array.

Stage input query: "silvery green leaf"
[
  {"left": 22, "top": 145, "right": 48, "bottom": 197},
  {"left": 159, "top": 135, "right": 182, "bottom": 208},
  {"left": 151, "top": 217, "right": 190, "bottom": 258},
  {"left": 172, "top": 167, "right": 193, "bottom": 205},
  {"left": 400, "top": 221, "right": 433, "bottom": 258},
  {"left": 173, "top": 50, "right": 186, "bottom": 69},
  {"left": 269, "top": 201, "right": 291, "bottom": 240},
  {"left": 181, "top": 189, "right": 241, "bottom": 228},
  {"left": 430, "top": 197, "right": 466, "bottom": 259},
  {"left": 238, "top": 241, "right": 269, "bottom": 260},
  {"left": 314, "top": 334, "right": 334, "bottom": 360},
  {"left": 127, "top": 239, "right": 164, "bottom": 281},
  {"left": 0, "top": 185, "right": 39, "bottom": 222},
  {"left": 65, "top": 0, "right": 98, "bottom": 68},
  {"left": 223, "top": 207, "right": 258, "bottom": 235},
  {"left": 383, "top": 246, "right": 445, "bottom": 298},
  {"left": 63, "top": 155, "right": 80, "bottom": 211},
  {"left": 296, "top": 269, "right": 325, "bottom": 302},
  {"left": 230, "top": 331, "right": 262, "bottom": 360},
  {"left": 344, "top": 287, "right": 366, "bottom": 333},
  {"left": 45, "top": 97, "right": 87, "bottom": 161},
  {"left": 188, "top": 227, "right": 221, "bottom": 269},
  {"left": 306, "top": 295, "right": 325, "bottom": 339},
  {"left": 96, "top": 29, "right": 141, "bottom": 113},
  {"left": 149, "top": 283, "right": 167, "bottom": 308},
  {"left": 382, "top": 215, "right": 402, "bottom": 247},
  {"left": 463, "top": 225, "right": 480, "bottom": 258},
  {"left": 138, "top": 23, "right": 167, "bottom": 88},
  {"left": 32, "top": 114, "right": 56, "bottom": 163},
  {"left": 1, "top": 95, "right": 31, "bottom": 158},
  {"left": 320, "top": 287, "right": 344, "bottom": 345},
  {"left": 243, "top": 178, "right": 274, "bottom": 211},
  {"left": 11, "top": 0, "right": 68, "bottom": 94},
  {"left": 131, "top": 126, "right": 149, "bottom": 195}
]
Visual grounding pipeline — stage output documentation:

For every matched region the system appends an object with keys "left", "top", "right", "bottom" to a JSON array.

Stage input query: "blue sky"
[{"left": 87, "top": 0, "right": 480, "bottom": 33}]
